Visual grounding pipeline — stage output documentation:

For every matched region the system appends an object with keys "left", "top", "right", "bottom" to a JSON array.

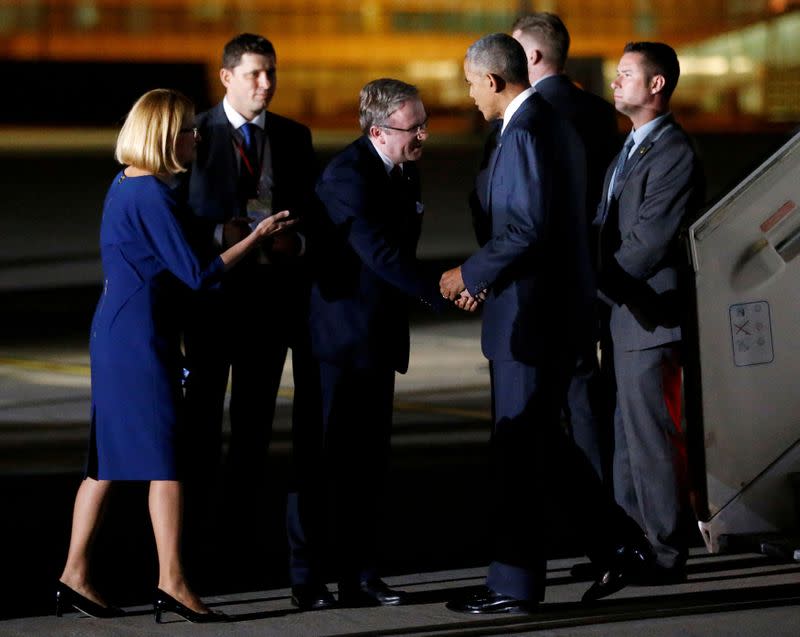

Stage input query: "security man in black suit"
[
  {"left": 183, "top": 33, "right": 332, "bottom": 611},
  {"left": 512, "top": 13, "right": 620, "bottom": 483}
]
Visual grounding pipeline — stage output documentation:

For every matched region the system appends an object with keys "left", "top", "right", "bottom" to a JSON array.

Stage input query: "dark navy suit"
[
  {"left": 310, "top": 136, "right": 441, "bottom": 586},
  {"left": 462, "top": 92, "right": 637, "bottom": 602},
  {"left": 183, "top": 102, "right": 323, "bottom": 584},
  {"left": 596, "top": 114, "right": 704, "bottom": 569},
  {"left": 535, "top": 74, "right": 620, "bottom": 482}
]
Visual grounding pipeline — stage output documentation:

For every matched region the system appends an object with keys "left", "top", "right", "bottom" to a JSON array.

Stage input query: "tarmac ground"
[
  {"left": 2, "top": 287, "right": 799, "bottom": 635},
  {"left": 2, "top": 553, "right": 799, "bottom": 636}
]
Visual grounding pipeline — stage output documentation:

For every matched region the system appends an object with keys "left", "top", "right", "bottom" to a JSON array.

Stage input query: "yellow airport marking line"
[
  {"left": 270, "top": 391, "right": 490, "bottom": 420},
  {"left": 0, "top": 357, "right": 90, "bottom": 376},
  {"left": 394, "top": 384, "right": 489, "bottom": 398},
  {"left": 394, "top": 400, "right": 490, "bottom": 420},
  {"left": 0, "top": 358, "right": 489, "bottom": 420}
]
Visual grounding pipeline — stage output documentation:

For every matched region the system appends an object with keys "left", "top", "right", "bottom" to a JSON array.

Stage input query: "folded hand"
[
  {"left": 439, "top": 266, "right": 465, "bottom": 300},
  {"left": 455, "top": 289, "right": 480, "bottom": 312}
]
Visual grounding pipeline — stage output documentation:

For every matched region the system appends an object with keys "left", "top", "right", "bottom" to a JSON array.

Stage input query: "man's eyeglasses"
[
  {"left": 380, "top": 117, "right": 429, "bottom": 136},
  {"left": 180, "top": 127, "right": 200, "bottom": 141}
]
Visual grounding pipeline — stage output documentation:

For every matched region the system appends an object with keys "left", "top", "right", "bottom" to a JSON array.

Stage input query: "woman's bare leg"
[
  {"left": 59, "top": 477, "right": 112, "bottom": 606},
  {"left": 149, "top": 480, "right": 208, "bottom": 613}
]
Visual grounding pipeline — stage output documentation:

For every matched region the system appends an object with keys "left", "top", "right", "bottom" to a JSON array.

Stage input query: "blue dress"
[{"left": 87, "top": 171, "right": 224, "bottom": 480}]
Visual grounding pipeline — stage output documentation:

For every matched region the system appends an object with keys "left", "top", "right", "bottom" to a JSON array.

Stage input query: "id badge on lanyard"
[
  {"left": 237, "top": 137, "right": 273, "bottom": 263},
  {"left": 235, "top": 136, "right": 272, "bottom": 220}
]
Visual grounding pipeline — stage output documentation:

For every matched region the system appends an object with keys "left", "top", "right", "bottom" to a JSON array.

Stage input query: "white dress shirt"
[
  {"left": 500, "top": 86, "right": 536, "bottom": 135},
  {"left": 215, "top": 98, "right": 304, "bottom": 256}
]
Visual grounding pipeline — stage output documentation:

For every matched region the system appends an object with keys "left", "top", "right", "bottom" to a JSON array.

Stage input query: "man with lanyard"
[{"left": 183, "top": 33, "right": 331, "bottom": 610}]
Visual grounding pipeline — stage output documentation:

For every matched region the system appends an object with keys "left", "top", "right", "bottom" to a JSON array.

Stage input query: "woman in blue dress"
[{"left": 55, "top": 89, "right": 295, "bottom": 623}]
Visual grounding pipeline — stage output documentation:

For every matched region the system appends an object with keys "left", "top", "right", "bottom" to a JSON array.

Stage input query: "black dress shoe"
[
  {"left": 153, "top": 589, "right": 228, "bottom": 623},
  {"left": 55, "top": 581, "right": 126, "bottom": 618},
  {"left": 446, "top": 587, "right": 536, "bottom": 614},
  {"left": 338, "top": 578, "right": 408, "bottom": 607},
  {"left": 582, "top": 542, "right": 654, "bottom": 602},
  {"left": 291, "top": 583, "right": 337, "bottom": 611}
]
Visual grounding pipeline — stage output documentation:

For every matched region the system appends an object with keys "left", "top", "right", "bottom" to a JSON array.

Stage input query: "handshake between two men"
[{"left": 439, "top": 265, "right": 487, "bottom": 313}]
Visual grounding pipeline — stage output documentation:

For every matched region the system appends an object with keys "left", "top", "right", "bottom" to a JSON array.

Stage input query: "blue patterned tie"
[
  {"left": 240, "top": 123, "right": 258, "bottom": 163},
  {"left": 240, "top": 122, "right": 253, "bottom": 149},
  {"left": 239, "top": 123, "right": 259, "bottom": 198}
]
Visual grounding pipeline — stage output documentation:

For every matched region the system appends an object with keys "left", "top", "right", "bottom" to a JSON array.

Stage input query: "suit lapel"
[
  {"left": 598, "top": 115, "right": 676, "bottom": 268},
  {"left": 474, "top": 121, "right": 499, "bottom": 212},
  {"left": 360, "top": 139, "right": 420, "bottom": 249},
  {"left": 208, "top": 103, "right": 238, "bottom": 179},
  {"left": 612, "top": 116, "right": 675, "bottom": 198},
  {"left": 486, "top": 94, "right": 537, "bottom": 212},
  {"left": 360, "top": 137, "right": 393, "bottom": 190},
  {"left": 485, "top": 132, "right": 503, "bottom": 212},
  {"left": 598, "top": 162, "right": 614, "bottom": 224},
  {"left": 263, "top": 111, "right": 278, "bottom": 176},
  {"left": 359, "top": 137, "right": 417, "bottom": 217}
]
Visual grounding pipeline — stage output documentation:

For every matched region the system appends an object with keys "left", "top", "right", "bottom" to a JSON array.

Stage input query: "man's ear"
[
  {"left": 488, "top": 73, "right": 506, "bottom": 93},
  {"left": 219, "top": 67, "right": 231, "bottom": 89},
  {"left": 650, "top": 74, "right": 666, "bottom": 95},
  {"left": 368, "top": 125, "right": 384, "bottom": 143},
  {"left": 530, "top": 48, "right": 544, "bottom": 67}
]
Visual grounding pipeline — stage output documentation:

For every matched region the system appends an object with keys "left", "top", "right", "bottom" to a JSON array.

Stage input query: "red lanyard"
[{"left": 235, "top": 138, "right": 261, "bottom": 178}]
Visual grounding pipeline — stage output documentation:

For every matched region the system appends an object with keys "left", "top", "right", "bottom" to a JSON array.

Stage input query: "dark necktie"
[
  {"left": 239, "top": 123, "right": 260, "bottom": 198},
  {"left": 240, "top": 123, "right": 260, "bottom": 167},
  {"left": 390, "top": 164, "right": 404, "bottom": 188},
  {"left": 611, "top": 135, "right": 636, "bottom": 195},
  {"left": 599, "top": 136, "right": 636, "bottom": 271}
]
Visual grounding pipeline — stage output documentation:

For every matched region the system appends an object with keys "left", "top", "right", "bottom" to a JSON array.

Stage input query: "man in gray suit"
[{"left": 596, "top": 41, "right": 704, "bottom": 582}]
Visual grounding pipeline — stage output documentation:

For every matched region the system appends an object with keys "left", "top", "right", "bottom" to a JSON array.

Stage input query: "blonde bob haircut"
[{"left": 115, "top": 88, "right": 194, "bottom": 175}]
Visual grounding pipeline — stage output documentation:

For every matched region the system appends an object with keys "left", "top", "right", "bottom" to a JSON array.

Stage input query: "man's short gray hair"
[
  {"left": 359, "top": 78, "right": 419, "bottom": 135},
  {"left": 465, "top": 33, "right": 529, "bottom": 86}
]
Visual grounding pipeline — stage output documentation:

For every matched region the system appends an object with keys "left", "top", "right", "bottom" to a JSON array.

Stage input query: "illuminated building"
[{"left": 1, "top": 1, "right": 798, "bottom": 130}]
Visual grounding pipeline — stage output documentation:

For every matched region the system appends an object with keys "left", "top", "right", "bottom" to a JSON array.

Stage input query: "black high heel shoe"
[
  {"left": 153, "top": 588, "right": 228, "bottom": 623},
  {"left": 55, "top": 581, "right": 126, "bottom": 618}
]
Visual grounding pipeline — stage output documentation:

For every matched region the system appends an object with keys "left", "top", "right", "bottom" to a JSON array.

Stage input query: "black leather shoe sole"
[
  {"left": 582, "top": 541, "right": 659, "bottom": 602},
  {"left": 582, "top": 568, "right": 628, "bottom": 602},
  {"left": 338, "top": 591, "right": 407, "bottom": 607},
  {"left": 446, "top": 594, "right": 536, "bottom": 614},
  {"left": 338, "top": 580, "right": 409, "bottom": 607},
  {"left": 291, "top": 591, "right": 337, "bottom": 611}
]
